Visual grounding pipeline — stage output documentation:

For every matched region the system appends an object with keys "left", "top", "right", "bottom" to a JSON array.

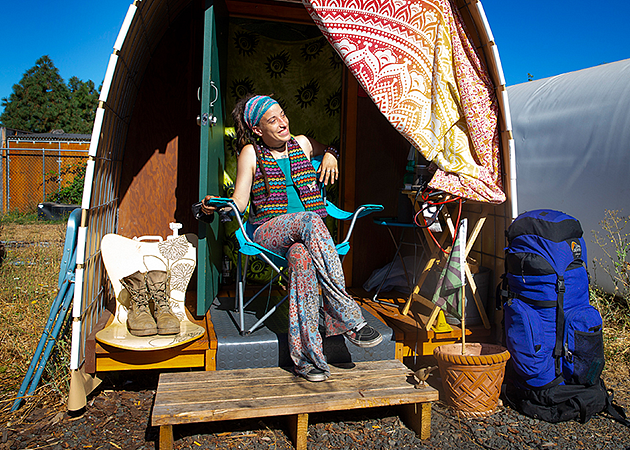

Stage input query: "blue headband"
[{"left": 244, "top": 95, "right": 278, "bottom": 129}]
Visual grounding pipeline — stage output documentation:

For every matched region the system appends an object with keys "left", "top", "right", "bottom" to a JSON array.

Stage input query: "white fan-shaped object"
[{"left": 96, "top": 233, "right": 204, "bottom": 350}]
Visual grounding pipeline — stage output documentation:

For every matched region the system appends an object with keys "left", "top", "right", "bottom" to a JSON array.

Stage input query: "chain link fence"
[{"left": 0, "top": 148, "right": 89, "bottom": 214}]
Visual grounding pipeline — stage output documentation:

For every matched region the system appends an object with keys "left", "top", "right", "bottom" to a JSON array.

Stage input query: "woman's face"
[{"left": 253, "top": 104, "right": 291, "bottom": 143}]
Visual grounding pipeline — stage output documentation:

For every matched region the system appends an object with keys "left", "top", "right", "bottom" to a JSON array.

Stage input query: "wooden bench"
[{"left": 152, "top": 359, "right": 439, "bottom": 450}]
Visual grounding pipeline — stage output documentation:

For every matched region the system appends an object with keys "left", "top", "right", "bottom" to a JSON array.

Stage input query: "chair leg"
[
  {"left": 246, "top": 294, "right": 289, "bottom": 334},
  {"left": 236, "top": 252, "right": 245, "bottom": 333},
  {"left": 373, "top": 227, "right": 406, "bottom": 301},
  {"left": 235, "top": 252, "right": 241, "bottom": 313},
  {"left": 410, "top": 227, "right": 427, "bottom": 286},
  {"left": 243, "top": 273, "right": 280, "bottom": 310},
  {"left": 235, "top": 250, "right": 292, "bottom": 335}
]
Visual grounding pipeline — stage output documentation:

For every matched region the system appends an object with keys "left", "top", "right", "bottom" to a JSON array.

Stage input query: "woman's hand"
[
  {"left": 295, "top": 134, "right": 338, "bottom": 185},
  {"left": 317, "top": 152, "right": 339, "bottom": 186},
  {"left": 200, "top": 195, "right": 218, "bottom": 215}
]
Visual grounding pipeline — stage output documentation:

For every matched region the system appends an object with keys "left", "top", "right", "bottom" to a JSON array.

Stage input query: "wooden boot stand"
[{"left": 400, "top": 195, "right": 491, "bottom": 334}]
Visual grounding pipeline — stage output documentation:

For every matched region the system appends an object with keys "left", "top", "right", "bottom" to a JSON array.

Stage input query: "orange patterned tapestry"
[{"left": 303, "top": 0, "right": 505, "bottom": 203}]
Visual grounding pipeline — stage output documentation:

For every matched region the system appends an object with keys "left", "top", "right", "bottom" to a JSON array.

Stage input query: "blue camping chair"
[{"left": 205, "top": 157, "right": 383, "bottom": 335}]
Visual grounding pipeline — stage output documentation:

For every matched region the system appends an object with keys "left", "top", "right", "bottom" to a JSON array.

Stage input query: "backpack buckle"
[
  {"left": 564, "top": 343, "right": 573, "bottom": 363},
  {"left": 556, "top": 277, "right": 565, "bottom": 293}
]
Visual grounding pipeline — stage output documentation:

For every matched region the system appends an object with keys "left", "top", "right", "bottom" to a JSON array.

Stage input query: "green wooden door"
[{"left": 197, "top": 2, "right": 225, "bottom": 315}]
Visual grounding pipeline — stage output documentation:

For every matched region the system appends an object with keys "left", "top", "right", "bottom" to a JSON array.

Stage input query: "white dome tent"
[{"left": 508, "top": 58, "right": 630, "bottom": 292}]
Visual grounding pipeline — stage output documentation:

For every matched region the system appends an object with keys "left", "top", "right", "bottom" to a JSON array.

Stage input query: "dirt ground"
[{"left": 1, "top": 368, "right": 629, "bottom": 450}]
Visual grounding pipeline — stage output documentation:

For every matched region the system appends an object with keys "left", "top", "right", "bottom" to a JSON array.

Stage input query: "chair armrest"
[
  {"left": 326, "top": 202, "right": 384, "bottom": 221},
  {"left": 202, "top": 197, "right": 252, "bottom": 243},
  {"left": 204, "top": 197, "right": 244, "bottom": 222},
  {"left": 203, "top": 197, "right": 236, "bottom": 210},
  {"left": 326, "top": 202, "right": 384, "bottom": 246}
]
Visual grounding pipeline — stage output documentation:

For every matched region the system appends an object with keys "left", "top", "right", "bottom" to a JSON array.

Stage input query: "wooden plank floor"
[
  {"left": 152, "top": 360, "right": 438, "bottom": 425},
  {"left": 153, "top": 359, "right": 439, "bottom": 450}
]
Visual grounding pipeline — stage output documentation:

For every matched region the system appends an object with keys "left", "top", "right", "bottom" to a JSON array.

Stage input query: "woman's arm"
[
  {"left": 201, "top": 144, "right": 256, "bottom": 214},
  {"left": 295, "top": 135, "right": 338, "bottom": 186}
]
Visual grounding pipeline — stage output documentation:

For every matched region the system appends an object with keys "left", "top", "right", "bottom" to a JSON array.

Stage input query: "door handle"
[{"left": 197, "top": 81, "right": 219, "bottom": 127}]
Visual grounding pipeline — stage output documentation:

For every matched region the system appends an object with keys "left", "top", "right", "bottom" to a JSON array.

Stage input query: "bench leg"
[
  {"left": 400, "top": 402, "right": 432, "bottom": 440},
  {"left": 159, "top": 425, "right": 174, "bottom": 450},
  {"left": 287, "top": 413, "right": 309, "bottom": 450}
]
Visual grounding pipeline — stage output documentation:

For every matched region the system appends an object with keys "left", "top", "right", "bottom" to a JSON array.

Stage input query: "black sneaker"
[
  {"left": 303, "top": 367, "right": 328, "bottom": 382},
  {"left": 345, "top": 323, "right": 383, "bottom": 348}
]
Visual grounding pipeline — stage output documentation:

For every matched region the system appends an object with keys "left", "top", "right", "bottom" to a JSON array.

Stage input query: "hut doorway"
[{"left": 197, "top": 8, "right": 348, "bottom": 314}]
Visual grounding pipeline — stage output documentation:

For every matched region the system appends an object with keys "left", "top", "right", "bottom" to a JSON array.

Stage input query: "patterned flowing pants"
[{"left": 254, "top": 212, "right": 365, "bottom": 377}]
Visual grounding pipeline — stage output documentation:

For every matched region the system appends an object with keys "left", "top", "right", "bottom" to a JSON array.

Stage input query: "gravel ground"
[{"left": 2, "top": 371, "right": 629, "bottom": 450}]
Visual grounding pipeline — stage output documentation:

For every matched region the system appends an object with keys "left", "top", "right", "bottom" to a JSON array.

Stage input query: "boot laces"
[
  {"left": 121, "top": 282, "right": 151, "bottom": 310},
  {"left": 149, "top": 277, "right": 171, "bottom": 310}
]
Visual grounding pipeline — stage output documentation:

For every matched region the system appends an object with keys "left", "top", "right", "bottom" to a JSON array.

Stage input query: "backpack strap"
[
  {"left": 554, "top": 275, "right": 565, "bottom": 378},
  {"left": 604, "top": 385, "right": 630, "bottom": 427},
  {"left": 509, "top": 292, "right": 557, "bottom": 308},
  {"left": 574, "top": 394, "right": 588, "bottom": 423},
  {"left": 500, "top": 273, "right": 565, "bottom": 378},
  {"left": 496, "top": 274, "right": 508, "bottom": 311}
]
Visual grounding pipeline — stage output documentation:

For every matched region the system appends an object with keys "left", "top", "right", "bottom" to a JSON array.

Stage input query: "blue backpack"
[
  {"left": 500, "top": 210, "right": 628, "bottom": 425},
  {"left": 502, "top": 209, "right": 603, "bottom": 389}
]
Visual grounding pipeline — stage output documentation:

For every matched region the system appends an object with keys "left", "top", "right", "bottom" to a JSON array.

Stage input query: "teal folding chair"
[{"left": 205, "top": 157, "right": 383, "bottom": 335}]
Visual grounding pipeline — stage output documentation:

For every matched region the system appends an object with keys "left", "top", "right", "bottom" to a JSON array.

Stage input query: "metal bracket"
[{"left": 197, "top": 81, "right": 219, "bottom": 127}]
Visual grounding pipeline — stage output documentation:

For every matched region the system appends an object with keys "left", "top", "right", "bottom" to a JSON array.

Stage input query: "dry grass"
[
  {"left": 591, "top": 288, "right": 630, "bottom": 382},
  {"left": 591, "top": 210, "right": 630, "bottom": 384},
  {"left": 0, "top": 215, "right": 68, "bottom": 424}
]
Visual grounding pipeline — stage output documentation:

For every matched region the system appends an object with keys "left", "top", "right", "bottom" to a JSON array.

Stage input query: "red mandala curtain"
[{"left": 303, "top": 0, "right": 505, "bottom": 203}]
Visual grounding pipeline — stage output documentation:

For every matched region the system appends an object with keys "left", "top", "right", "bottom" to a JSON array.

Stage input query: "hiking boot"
[
  {"left": 302, "top": 367, "right": 328, "bottom": 382},
  {"left": 146, "top": 270, "right": 180, "bottom": 335},
  {"left": 120, "top": 271, "right": 157, "bottom": 337},
  {"left": 345, "top": 322, "right": 383, "bottom": 348}
]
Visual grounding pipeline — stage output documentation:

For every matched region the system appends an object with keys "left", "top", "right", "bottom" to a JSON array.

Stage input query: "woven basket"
[{"left": 434, "top": 343, "right": 510, "bottom": 418}]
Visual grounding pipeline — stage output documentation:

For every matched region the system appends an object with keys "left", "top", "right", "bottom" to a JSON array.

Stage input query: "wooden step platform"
[{"left": 152, "top": 359, "right": 439, "bottom": 450}]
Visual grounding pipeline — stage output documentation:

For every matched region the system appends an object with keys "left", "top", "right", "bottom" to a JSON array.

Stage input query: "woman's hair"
[
  {"left": 231, "top": 94, "right": 271, "bottom": 196},
  {"left": 232, "top": 94, "right": 256, "bottom": 153}
]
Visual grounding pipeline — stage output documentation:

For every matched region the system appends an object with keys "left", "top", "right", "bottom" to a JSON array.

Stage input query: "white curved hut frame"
[{"left": 68, "top": 0, "right": 516, "bottom": 408}]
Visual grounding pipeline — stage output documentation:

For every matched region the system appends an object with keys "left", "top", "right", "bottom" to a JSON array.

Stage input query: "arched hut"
[{"left": 68, "top": 0, "right": 516, "bottom": 409}]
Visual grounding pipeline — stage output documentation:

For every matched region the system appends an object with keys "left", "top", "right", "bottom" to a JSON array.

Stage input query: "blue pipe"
[{"left": 11, "top": 279, "right": 73, "bottom": 410}]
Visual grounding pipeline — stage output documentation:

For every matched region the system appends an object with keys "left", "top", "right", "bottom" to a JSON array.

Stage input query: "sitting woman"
[{"left": 202, "top": 94, "right": 382, "bottom": 382}]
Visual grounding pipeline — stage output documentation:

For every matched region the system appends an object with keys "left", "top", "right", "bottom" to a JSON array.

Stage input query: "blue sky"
[{"left": 1, "top": 0, "right": 629, "bottom": 117}]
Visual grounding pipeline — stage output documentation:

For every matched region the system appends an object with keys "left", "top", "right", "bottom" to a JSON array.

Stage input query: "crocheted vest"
[{"left": 250, "top": 138, "right": 327, "bottom": 226}]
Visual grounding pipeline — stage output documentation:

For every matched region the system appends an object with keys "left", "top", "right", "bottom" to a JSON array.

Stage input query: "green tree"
[
  {"left": 46, "top": 164, "right": 86, "bottom": 205},
  {"left": 1, "top": 56, "right": 69, "bottom": 132},
  {"left": 66, "top": 76, "right": 99, "bottom": 134},
  {"left": 0, "top": 56, "right": 99, "bottom": 134}
]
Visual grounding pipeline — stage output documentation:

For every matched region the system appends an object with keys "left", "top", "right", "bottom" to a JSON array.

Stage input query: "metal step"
[{"left": 210, "top": 296, "right": 396, "bottom": 370}]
